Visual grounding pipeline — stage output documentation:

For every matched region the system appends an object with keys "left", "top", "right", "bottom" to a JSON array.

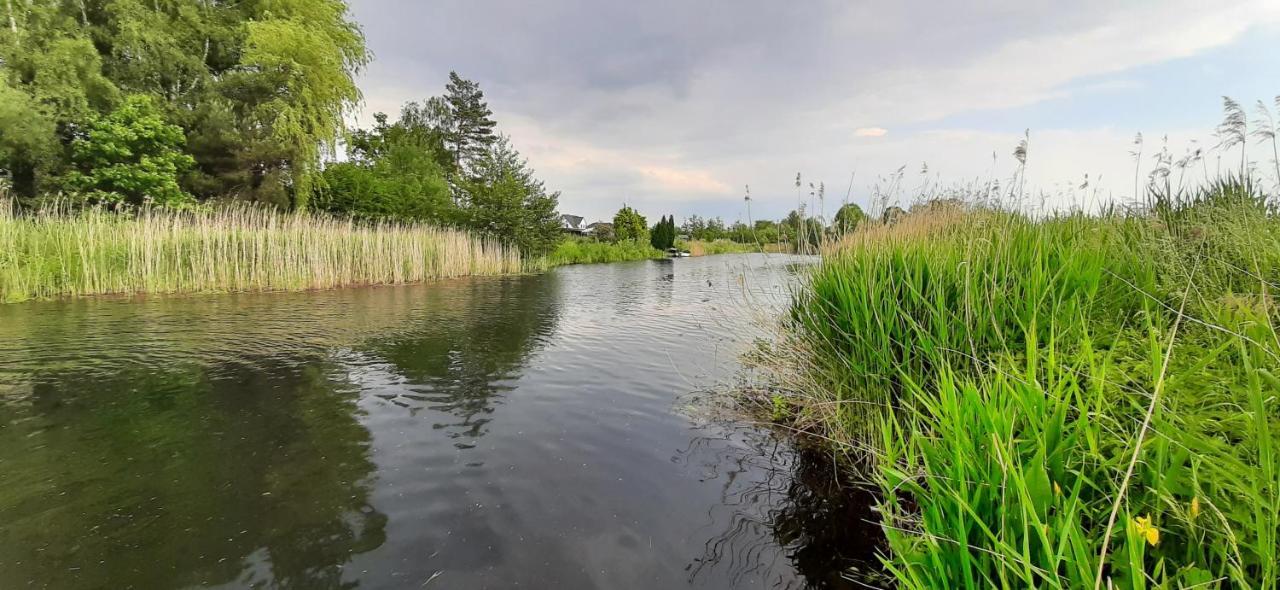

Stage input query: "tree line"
[
  {"left": 0, "top": 1, "right": 563, "bottom": 255},
  {"left": 0, "top": 0, "right": 875, "bottom": 258}
]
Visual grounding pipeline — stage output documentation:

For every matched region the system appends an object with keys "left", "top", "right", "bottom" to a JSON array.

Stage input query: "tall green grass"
[
  {"left": 0, "top": 200, "right": 524, "bottom": 302},
  {"left": 544, "top": 237, "right": 665, "bottom": 266},
  {"left": 754, "top": 184, "right": 1280, "bottom": 587}
]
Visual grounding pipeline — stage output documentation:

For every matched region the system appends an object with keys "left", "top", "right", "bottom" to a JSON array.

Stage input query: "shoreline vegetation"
[
  {"left": 0, "top": 200, "right": 523, "bottom": 303},
  {"left": 746, "top": 173, "right": 1280, "bottom": 587},
  {"left": 0, "top": 197, "right": 783, "bottom": 303}
]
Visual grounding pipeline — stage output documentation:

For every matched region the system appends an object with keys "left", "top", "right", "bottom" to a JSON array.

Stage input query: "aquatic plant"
[
  {"left": 747, "top": 179, "right": 1280, "bottom": 587},
  {"left": 680, "top": 239, "right": 760, "bottom": 257},
  {"left": 0, "top": 199, "right": 523, "bottom": 302},
  {"left": 543, "top": 237, "right": 664, "bottom": 266}
]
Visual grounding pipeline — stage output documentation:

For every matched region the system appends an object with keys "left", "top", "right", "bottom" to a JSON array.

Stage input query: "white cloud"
[{"left": 854, "top": 127, "right": 888, "bottom": 138}]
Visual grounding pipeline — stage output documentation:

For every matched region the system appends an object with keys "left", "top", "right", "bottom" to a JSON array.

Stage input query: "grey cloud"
[{"left": 348, "top": 0, "right": 1278, "bottom": 221}]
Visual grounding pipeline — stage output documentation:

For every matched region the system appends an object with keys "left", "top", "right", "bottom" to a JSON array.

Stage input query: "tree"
[
  {"left": 317, "top": 109, "right": 454, "bottom": 222},
  {"left": 63, "top": 95, "right": 195, "bottom": 207},
  {"left": 832, "top": 203, "right": 867, "bottom": 234},
  {"left": 753, "top": 220, "right": 781, "bottom": 244},
  {"left": 681, "top": 215, "right": 706, "bottom": 240},
  {"left": 650, "top": 214, "right": 675, "bottom": 250},
  {"left": 613, "top": 205, "right": 647, "bottom": 242},
  {"left": 0, "top": 0, "right": 370, "bottom": 208},
  {"left": 782, "top": 209, "right": 823, "bottom": 252},
  {"left": 459, "top": 136, "right": 561, "bottom": 256},
  {"left": 0, "top": 84, "right": 58, "bottom": 198},
  {"left": 443, "top": 72, "right": 497, "bottom": 175}
]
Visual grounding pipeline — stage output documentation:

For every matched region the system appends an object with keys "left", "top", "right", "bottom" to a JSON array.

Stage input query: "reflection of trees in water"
[
  {"left": 0, "top": 357, "right": 384, "bottom": 589},
  {"left": 0, "top": 274, "right": 562, "bottom": 588},
  {"left": 678, "top": 429, "right": 887, "bottom": 589},
  {"left": 360, "top": 275, "right": 561, "bottom": 442}
]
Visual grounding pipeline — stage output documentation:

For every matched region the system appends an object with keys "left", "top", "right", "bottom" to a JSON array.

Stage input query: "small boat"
[{"left": 666, "top": 248, "right": 692, "bottom": 258}]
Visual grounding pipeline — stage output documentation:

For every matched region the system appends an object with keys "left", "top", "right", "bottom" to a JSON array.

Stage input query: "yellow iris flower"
[{"left": 1133, "top": 515, "right": 1160, "bottom": 546}]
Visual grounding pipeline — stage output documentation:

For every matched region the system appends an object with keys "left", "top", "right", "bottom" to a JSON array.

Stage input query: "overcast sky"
[{"left": 348, "top": 0, "right": 1280, "bottom": 224}]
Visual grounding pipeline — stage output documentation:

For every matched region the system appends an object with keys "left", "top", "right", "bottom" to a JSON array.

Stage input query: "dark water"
[{"left": 0, "top": 254, "right": 883, "bottom": 589}]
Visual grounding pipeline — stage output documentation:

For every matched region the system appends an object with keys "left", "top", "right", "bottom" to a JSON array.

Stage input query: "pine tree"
[
  {"left": 443, "top": 71, "right": 498, "bottom": 175},
  {"left": 460, "top": 136, "right": 561, "bottom": 256}
]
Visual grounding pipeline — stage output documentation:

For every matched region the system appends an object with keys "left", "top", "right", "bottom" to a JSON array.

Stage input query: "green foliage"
[
  {"left": 774, "top": 183, "right": 1280, "bottom": 588},
  {"left": 237, "top": 0, "right": 369, "bottom": 208},
  {"left": 613, "top": 205, "right": 648, "bottom": 242},
  {"left": 677, "top": 238, "right": 758, "bottom": 256},
  {"left": 682, "top": 214, "right": 729, "bottom": 241},
  {"left": 317, "top": 111, "right": 452, "bottom": 221},
  {"left": 442, "top": 71, "right": 497, "bottom": 174},
  {"left": 546, "top": 236, "right": 665, "bottom": 266},
  {"left": 650, "top": 214, "right": 676, "bottom": 250},
  {"left": 0, "top": 200, "right": 522, "bottom": 302},
  {"left": 317, "top": 75, "right": 561, "bottom": 258},
  {"left": 460, "top": 136, "right": 562, "bottom": 256},
  {"left": 781, "top": 209, "right": 823, "bottom": 251},
  {"left": 0, "top": 0, "right": 369, "bottom": 207},
  {"left": 831, "top": 203, "right": 866, "bottom": 234},
  {"left": 64, "top": 95, "right": 195, "bottom": 207},
  {"left": 752, "top": 220, "right": 781, "bottom": 243},
  {"left": 0, "top": 84, "right": 58, "bottom": 197}
]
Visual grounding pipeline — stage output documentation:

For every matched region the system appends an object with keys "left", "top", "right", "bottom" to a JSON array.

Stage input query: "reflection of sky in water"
[{"left": 0, "top": 254, "right": 881, "bottom": 589}]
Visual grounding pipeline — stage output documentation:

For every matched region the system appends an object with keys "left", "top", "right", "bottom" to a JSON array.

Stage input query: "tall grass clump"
[
  {"left": 0, "top": 200, "right": 524, "bottom": 302},
  {"left": 679, "top": 239, "right": 761, "bottom": 256},
  {"left": 754, "top": 181, "right": 1280, "bottom": 588}
]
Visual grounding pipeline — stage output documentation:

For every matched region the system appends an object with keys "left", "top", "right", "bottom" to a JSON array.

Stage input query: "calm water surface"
[{"left": 0, "top": 254, "right": 882, "bottom": 589}]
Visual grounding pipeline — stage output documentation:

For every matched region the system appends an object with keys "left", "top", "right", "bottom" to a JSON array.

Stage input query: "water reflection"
[
  {"left": 0, "top": 276, "right": 561, "bottom": 589},
  {"left": 0, "top": 254, "right": 875, "bottom": 589},
  {"left": 0, "top": 358, "right": 383, "bottom": 589},
  {"left": 358, "top": 275, "right": 560, "bottom": 443},
  {"left": 681, "top": 428, "right": 887, "bottom": 589}
]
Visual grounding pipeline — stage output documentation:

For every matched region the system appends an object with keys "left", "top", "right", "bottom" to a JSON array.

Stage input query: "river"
[{"left": 0, "top": 253, "right": 882, "bottom": 589}]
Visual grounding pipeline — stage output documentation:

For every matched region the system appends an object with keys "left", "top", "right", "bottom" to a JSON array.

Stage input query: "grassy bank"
[
  {"left": 0, "top": 201, "right": 523, "bottom": 303},
  {"left": 544, "top": 237, "right": 666, "bottom": 266},
  {"left": 679, "top": 239, "right": 760, "bottom": 256},
  {"left": 751, "top": 181, "right": 1280, "bottom": 588}
]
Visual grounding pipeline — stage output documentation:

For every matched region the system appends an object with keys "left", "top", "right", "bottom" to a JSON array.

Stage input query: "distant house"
[{"left": 560, "top": 214, "right": 586, "bottom": 234}]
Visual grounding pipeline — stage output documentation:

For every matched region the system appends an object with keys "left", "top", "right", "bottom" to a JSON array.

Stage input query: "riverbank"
[
  {"left": 543, "top": 237, "right": 666, "bottom": 266},
  {"left": 680, "top": 239, "right": 760, "bottom": 256},
  {"left": 0, "top": 202, "right": 523, "bottom": 303},
  {"left": 747, "top": 180, "right": 1280, "bottom": 587}
]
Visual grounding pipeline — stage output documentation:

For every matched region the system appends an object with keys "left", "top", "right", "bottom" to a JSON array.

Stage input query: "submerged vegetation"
[
  {"left": 0, "top": 200, "right": 521, "bottom": 303},
  {"left": 749, "top": 177, "right": 1280, "bottom": 587}
]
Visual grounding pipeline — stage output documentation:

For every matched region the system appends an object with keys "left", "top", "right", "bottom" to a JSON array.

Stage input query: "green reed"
[
  {"left": 544, "top": 237, "right": 665, "bottom": 266},
  {"left": 760, "top": 181, "right": 1280, "bottom": 588},
  {"left": 0, "top": 200, "right": 524, "bottom": 302}
]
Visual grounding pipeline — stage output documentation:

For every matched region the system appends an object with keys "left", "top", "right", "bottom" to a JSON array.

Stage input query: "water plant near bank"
[
  {"left": 751, "top": 179, "right": 1280, "bottom": 588},
  {"left": 544, "top": 237, "right": 666, "bottom": 266},
  {"left": 0, "top": 200, "right": 523, "bottom": 303},
  {"left": 680, "top": 239, "right": 761, "bottom": 256}
]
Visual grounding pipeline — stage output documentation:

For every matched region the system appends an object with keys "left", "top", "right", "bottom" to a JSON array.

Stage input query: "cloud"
[
  {"left": 347, "top": 0, "right": 1280, "bottom": 222},
  {"left": 641, "top": 167, "right": 731, "bottom": 195}
]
